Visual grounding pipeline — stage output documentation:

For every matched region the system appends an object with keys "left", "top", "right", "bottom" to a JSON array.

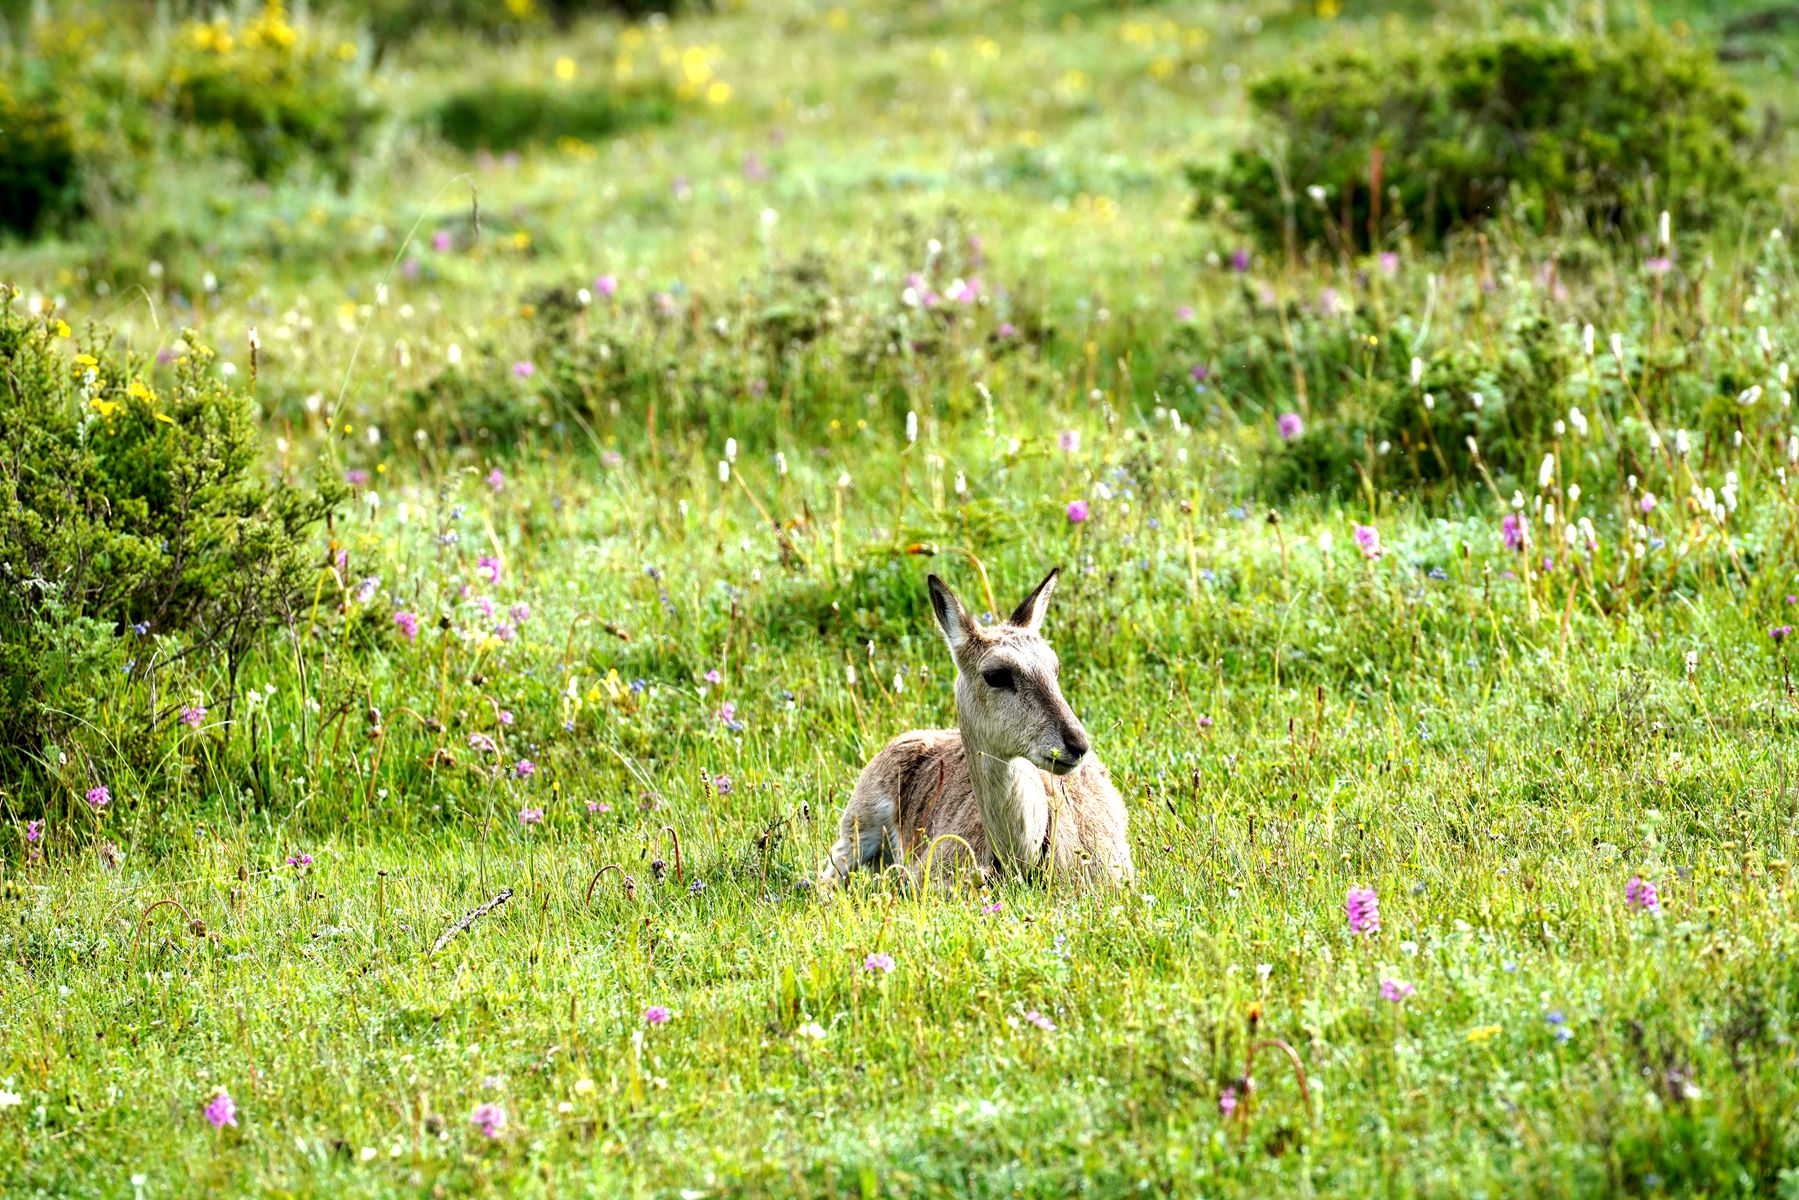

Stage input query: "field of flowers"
[{"left": 6, "top": 0, "right": 1799, "bottom": 1195}]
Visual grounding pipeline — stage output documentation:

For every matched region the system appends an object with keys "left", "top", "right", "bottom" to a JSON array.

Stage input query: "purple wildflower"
[
  {"left": 712, "top": 773, "right": 733, "bottom": 796},
  {"left": 204, "top": 1090, "right": 238, "bottom": 1129},
  {"left": 345, "top": 468, "right": 370, "bottom": 487},
  {"left": 1277, "top": 412, "right": 1303, "bottom": 441},
  {"left": 486, "top": 468, "right": 505, "bottom": 492},
  {"left": 179, "top": 705, "right": 206, "bottom": 727},
  {"left": 514, "top": 759, "right": 535, "bottom": 780},
  {"left": 1066, "top": 499, "right": 1089, "bottom": 524},
  {"left": 477, "top": 555, "right": 501, "bottom": 585},
  {"left": 864, "top": 952, "right": 895, "bottom": 974},
  {"left": 595, "top": 274, "right": 618, "bottom": 297},
  {"left": 717, "top": 701, "right": 737, "bottom": 726},
  {"left": 393, "top": 610, "right": 419, "bottom": 641},
  {"left": 1640, "top": 493, "right": 1657, "bottom": 514},
  {"left": 511, "top": 361, "right": 535, "bottom": 379},
  {"left": 286, "top": 853, "right": 312, "bottom": 868},
  {"left": 1022, "top": 1010, "right": 1056, "bottom": 1032},
  {"left": 1626, "top": 876, "right": 1660, "bottom": 912},
  {"left": 1502, "top": 512, "right": 1525, "bottom": 552},
  {"left": 431, "top": 230, "right": 453, "bottom": 253},
  {"left": 470, "top": 1102, "right": 505, "bottom": 1138},
  {"left": 1379, "top": 978, "right": 1415, "bottom": 1002},
  {"left": 1345, "top": 885, "right": 1380, "bottom": 935},
  {"left": 703, "top": 668, "right": 723, "bottom": 686},
  {"left": 1058, "top": 430, "right": 1081, "bottom": 453},
  {"left": 1353, "top": 524, "right": 1383, "bottom": 559},
  {"left": 1228, "top": 248, "right": 1251, "bottom": 272},
  {"left": 85, "top": 785, "right": 110, "bottom": 810},
  {"left": 25, "top": 820, "right": 43, "bottom": 843},
  {"left": 1771, "top": 625, "right": 1793, "bottom": 643},
  {"left": 517, "top": 806, "right": 543, "bottom": 826},
  {"left": 644, "top": 1005, "right": 671, "bottom": 1025},
  {"left": 1218, "top": 1083, "right": 1240, "bottom": 1116}
]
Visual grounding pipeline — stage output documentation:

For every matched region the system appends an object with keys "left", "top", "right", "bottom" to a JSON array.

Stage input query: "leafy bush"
[
  {"left": 162, "top": 2, "right": 379, "bottom": 182},
  {"left": 0, "top": 80, "right": 85, "bottom": 237},
  {"left": 330, "top": 0, "right": 708, "bottom": 52},
  {"left": 0, "top": 292, "right": 342, "bottom": 770},
  {"left": 428, "top": 80, "right": 676, "bottom": 151},
  {"left": 1194, "top": 27, "right": 1763, "bottom": 252}
]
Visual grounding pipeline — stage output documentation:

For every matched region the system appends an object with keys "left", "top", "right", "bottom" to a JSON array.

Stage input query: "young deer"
[{"left": 822, "top": 568, "right": 1133, "bottom": 886}]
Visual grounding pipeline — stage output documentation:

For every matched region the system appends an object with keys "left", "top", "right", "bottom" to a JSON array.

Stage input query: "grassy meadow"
[{"left": 6, "top": 0, "right": 1799, "bottom": 1195}]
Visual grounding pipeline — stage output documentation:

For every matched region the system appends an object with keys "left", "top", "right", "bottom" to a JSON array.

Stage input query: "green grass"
[{"left": 6, "top": 0, "right": 1799, "bottom": 1196}]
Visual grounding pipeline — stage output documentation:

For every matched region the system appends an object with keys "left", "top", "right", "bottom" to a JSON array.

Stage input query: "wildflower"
[
  {"left": 85, "top": 785, "right": 110, "bottom": 810},
  {"left": 595, "top": 274, "right": 618, "bottom": 298},
  {"left": 25, "top": 820, "right": 43, "bottom": 843},
  {"left": 204, "top": 1090, "right": 238, "bottom": 1129},
  {"left": 703, "top": 669, "right": 723, "bottom": 686},
  {"left": 431, "top": 231, "right": 453, "bottom": 252},
  {"left": 717, "top": 701, "right": 737, "bottom": 726},
  {"left": 1352, "top": 525, "right": 1382, "bottom": 559},
  {"left": 1228, "top": 248, "right": 1250, "bottom": 272},
  {"left": 1218, "top": 1083, "right": 1241, "bottom": 1116},
  {"left": 511, "top": 361, "right": 536, "bottom": 379},
  {"left": 865, "top": 952, "right": 896, "bottom": 974},
  {"left": 486, "top": 468, "right": 504, "bottom": 492},
  {"left": 179, "top": 705, "right": 207, "bottom": 727},
  {"left": 1022, "top": 1010, "right": 1056, "bottom": 1032},
  {"left": 517, "top": 806, "right": 543, "bottom": 826},
  {"left": 1277, "top": 413, "right": 1303, "bottom": 440},
  {"left": 346, "top": 468, "right": 371, "bottom": 487},
  {"left": 1626, "top": 876, "right": 1660, "bottom": 912},
  {"left": 1058, "top": 430, "right": 1081, "bottom": 453},
  {"left": 796, "top": 1021, "right": 827, "bottom": 1039},
  {"left": 1640, "top": 493, "right": 1657, "bottom": 514},
  {"left": 1379, "top": 978, "right": 1415, "bottom": 1002},
  {"left": 1066, "top": 499, "right": 1089, "bottom": 524},
  {"left": 1501, "top": 512, "right": 1525, "bottom": 552},
  {"left": 470, "top": 1102, "right": 505, "bottom": 1138},
  {"left": 1345, "top": 885, "right": 1380, "bottom": 935},
  {"left": 1466, "top": 1024, "right": 1503, "bottom": 1044},
  {"left": 477, "top": 555, "right": 501, "bottom": 585},
  {"left": 982, "top": 900, "right": 1002, "bottom": 914},
  {"left": 393, "top": 610, "right": 419, "bottom": 641},
  {"left": 498, "top": 710, "right": 514, "bottom": 726},
  {"left": 286, "top": 853, "right": 313, "bottom": 868},
  {"left": 509, "top": 603, "right": 530, "bottom": 624},
  {"left": 1196, "top": 714, "right": 1214, "bottom": 729},
  {"left": 644, "top": 1005, "right": 671, "bottom": 1025},
  {"left": 514, "top": 759, "right": 536, "bottom": 780},
  {"left": 1773, "top": 626, "right": 1794, "bottom": 643},
  {"left": 1189, "top": 363, "right": 1210, "bottom": 383},
  {"left": 1176, "top": 304, "right": 1195, "bottom": 320},
  {"left": 712, "top": 773, "right": 733, "bottom": 796}
]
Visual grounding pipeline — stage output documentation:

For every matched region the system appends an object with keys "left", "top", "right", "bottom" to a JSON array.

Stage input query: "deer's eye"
[{"left": 981, "top": 667, "right": 1016, "bottom": 691}]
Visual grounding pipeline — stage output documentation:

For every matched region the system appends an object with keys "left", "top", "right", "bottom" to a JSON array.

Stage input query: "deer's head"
[{"left": 927, "top": 568, "right": 1091, "bottom": 776}]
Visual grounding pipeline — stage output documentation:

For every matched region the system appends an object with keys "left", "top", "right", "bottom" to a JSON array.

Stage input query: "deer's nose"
[{"left": 1059, "top": 732, "right": 1089, "bottom": 766}]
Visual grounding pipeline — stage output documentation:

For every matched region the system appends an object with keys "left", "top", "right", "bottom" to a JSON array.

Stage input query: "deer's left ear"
[{"left": 1008, "top": 567, "right": 1060, "bottom": 632}]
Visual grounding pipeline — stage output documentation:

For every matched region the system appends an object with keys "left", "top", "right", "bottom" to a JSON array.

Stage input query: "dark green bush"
[
  {"left": 429, "top": 80, "right": 676, "bottom": 151},
  {"left": 329, "top": 0, "right": 708, "bottom": 53},
  {"left": 0, "top": 293, "right": 342, "bottom": 768},
  {"left": 0, "top": 80, "right": 85, "bottom": 237},
  {"left": 1194, "top": 27, "right": 1762, "bottom": 252}
]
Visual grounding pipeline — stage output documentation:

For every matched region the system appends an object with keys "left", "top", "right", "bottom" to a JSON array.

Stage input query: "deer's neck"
[{"left": 963, "top": 731, "right": 1048, "bottom": 868}]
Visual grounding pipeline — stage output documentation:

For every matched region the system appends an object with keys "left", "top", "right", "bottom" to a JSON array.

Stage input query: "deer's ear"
[
  {"left": 1008, "top": 567, "right": 1059, "bottom": 632},
  {"left": 927, "top": 574, "right": 973, "bottom": 652}
]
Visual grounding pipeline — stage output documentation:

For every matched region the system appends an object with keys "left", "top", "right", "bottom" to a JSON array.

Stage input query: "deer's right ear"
[{"left": 927, "top": 574, "right": 972, "bottom": 653}]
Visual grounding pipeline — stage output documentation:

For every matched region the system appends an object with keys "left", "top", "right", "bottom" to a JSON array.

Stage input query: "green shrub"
[
  {"left": 0, "top": 80, "right": 85, "bottom": 237},
  {"left": 0, "top": 291, "right": 342, "bottom": 770},
  {"left": 162, "top": 2, "right": 379, "bottom": 182},
  {"left": 1194, "top": 27, "right": 1762, "bottom": 252},
  {"left": 428, "top": 79, "right": 676, "bottom": 151},
  {"left": 329, "top": 0, "right": 709, "bottom": 53}
]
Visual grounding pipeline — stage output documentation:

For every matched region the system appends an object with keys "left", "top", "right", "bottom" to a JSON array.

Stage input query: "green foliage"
[
  {"left": 428, "top": 79, "right": 676, "bottom": 151},
  {"left": 161, "top": 4, "right": 379, "bottom": 182},
  {"left": 0, "top": 293, "right": 341, "bottom": 772},
  {"left": 1195, "top": 27, "right": 1763, "bottom": 252},
  {"left": 0, "top": 80, "right": 85, "bottom": 238},
  {"left": 332, "top": 0, "right": 709, "bottom": 52}
]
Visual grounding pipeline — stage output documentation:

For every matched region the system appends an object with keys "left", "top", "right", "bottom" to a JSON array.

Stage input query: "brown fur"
[{"left": 822, "top": 570, "right": 1133, "bottom": 886}]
